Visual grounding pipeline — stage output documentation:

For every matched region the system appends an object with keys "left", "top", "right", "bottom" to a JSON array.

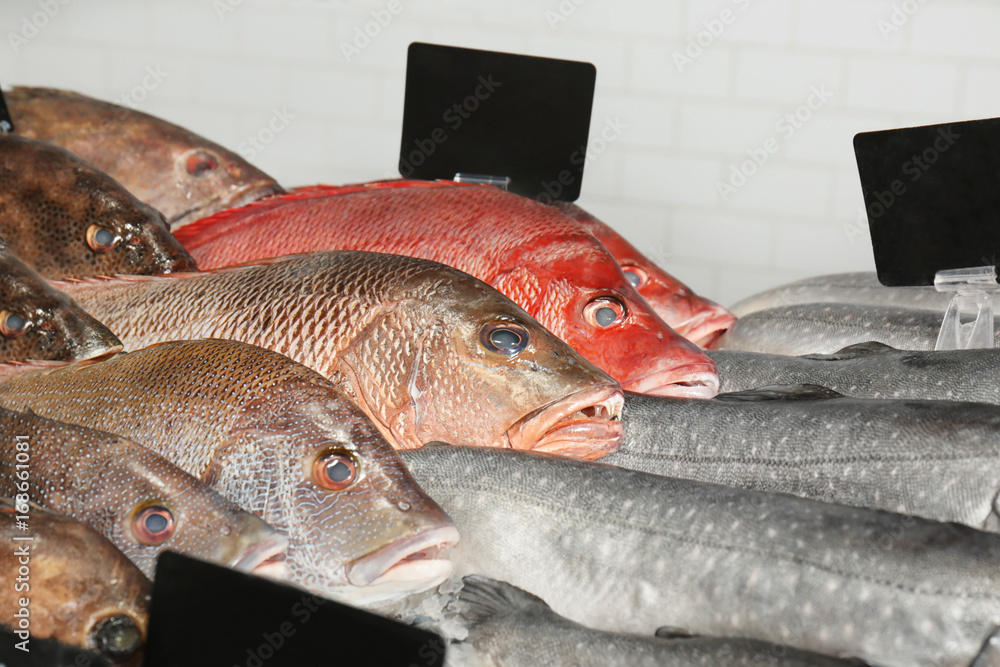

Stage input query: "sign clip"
[{"left": 933, "top": 265, "right": 998, "bottom": 350}]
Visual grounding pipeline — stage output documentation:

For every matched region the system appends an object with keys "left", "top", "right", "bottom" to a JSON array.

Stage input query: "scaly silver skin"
[
  {"left": 604, "top": 389, "right": 1000, "bottom": 530},
  {"left": 709, "top": 343, "right": 1000, "bottom": 404},
  {"left": 402, "top": 445, "right": 1000, "bottom": 667}
]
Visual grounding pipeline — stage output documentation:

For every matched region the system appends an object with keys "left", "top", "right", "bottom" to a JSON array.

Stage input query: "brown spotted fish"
[
  {"left": 0, "top": 339, "right": 459, "bottom": 604},
  {"left": 7, "top": 86, "right": 284, "bottom": 229},
  {"left": 0, "top": 406, "right": 287, "bottom": 580},
  {"left": 0, "top": 240, "right": 121, "bottom": 362},
  {"left": 0, "top": 498, "right": 149, "bottom": 666}
]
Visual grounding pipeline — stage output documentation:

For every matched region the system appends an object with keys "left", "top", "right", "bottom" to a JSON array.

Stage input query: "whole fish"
[
  {"left": 1, "top": 240, "right": 121, "bottom": 362},
  {"left": 0, "top": 339, "right": 459, "bottom": 604},
  {"left": 452, "top": 575, "right": 865, "bottom": 667},
  {"left": 731, "top": 271, "right": 952, "bottom": 317},
  {"left": 7, "top": 86, "right": 283, "bottom": 228},
  {"left": 710, "top": 342, "right": 1000, "bottom": 403},
  {"left": 0, "top": 499, "right": 149, "bottom": 666},
  {"left": 552, "top": 201, "right": 736, "bottom": 348},
  {"left": 604, "top": 387, "right": 1000, "bottom": 529},
  {"left": 55, "top": 252, "right": 625, "bottom": 459},
  {"left": 0, "top": 134, "right": 196, "bottom": 278},
  {"left": 0, "top": 406, "right": 288, "bottom": 579},
  {"left": 402, "top": 445, "right": 1000, "bottom": 667},
  {"left": 171, "top": 180, "right": 719, "bottom": 397}
]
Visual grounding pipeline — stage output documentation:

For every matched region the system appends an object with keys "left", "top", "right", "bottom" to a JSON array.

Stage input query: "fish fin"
[
  {"left": 654, "top": 626, "right": 699, "bottom": 639},
  {"left": 801, "top": 341, "right": 898, "bottom": 361},
  {"left": 970, "top": 626, "right": 1000, "bottom": 667},
  {"left": 715, "top": 384, "right": 845, "bottom": 402},
  {"left": 453, "top": 575, "right": 550, "bottom": 628},
  {"left": 48, "top": 271, "right": 207, "bottom": 290}
]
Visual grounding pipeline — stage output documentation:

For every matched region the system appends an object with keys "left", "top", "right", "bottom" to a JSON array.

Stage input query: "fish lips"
[
  {"left": 169, "top": 181, "right": 285, "bottom": 231},
  {"left": 631, "top": 362, "right": 720, "bottom": 399},
  {"left": 673, "top": 308, "right": 738, "bottom": 349},
  {"left": 507, "top": 384, "right": 624, "bottom": 460},
  {"left": 230, "top": 531, "right": 290, "bottom": 580},
  {"left": 345, "top": 525, "right": 460, "bottom": 596}
]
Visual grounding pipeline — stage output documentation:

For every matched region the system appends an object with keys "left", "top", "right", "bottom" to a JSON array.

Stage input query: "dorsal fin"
[
  {"left": 716, "top": 384, "right": 845, "bottom": 402},
  {"left": 802, "top": 341, "right": 897, "bottom": 361}
]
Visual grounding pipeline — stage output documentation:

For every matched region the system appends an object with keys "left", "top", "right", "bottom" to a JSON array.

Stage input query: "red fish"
[
  {"left": 553, "top": 202, "right": 737, "bottom": 348},
  {"left": 174, "top": 180, "right": 719, "bottom": 398}
]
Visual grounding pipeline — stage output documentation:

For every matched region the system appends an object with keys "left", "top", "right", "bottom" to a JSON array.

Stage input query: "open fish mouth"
[
  {"left": 673, "top": 310, "right": 738, "bottom": 349},
  {"left": 345, "top": 525, "right": 460, "bottom": 601},
  {"left": 231, "top": 532, "right": 290, "bottom": 580},
  {"left": 168, "top": 181, "right": 285, "bottom": 230},
  {"left": 508, "top": 385, "right": 624, "bottom": 460},
  {"left": 630, "top": 363, "right": 720, "bottom": 398}
]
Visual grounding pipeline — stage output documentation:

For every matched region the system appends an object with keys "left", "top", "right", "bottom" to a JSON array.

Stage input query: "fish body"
[
  {"left": 7, "top": 86, "right": 283, "bottom": 228},
  {"left": 0, "top": 339, "right": 459, "bottom": 603},
  {"left": 0, "top": 499, "right": 149, "bottom": 666},
  {"left": 0, "top": 134, "right": 196, "bottom": 278},
  {"left": 710, "top": 342, "right": 1000, "bottom": 403},
  {"left": 0, "top": 240, "right": 121, "bottom": 362},
  {"left": 172, "top": 180, "right": 719, "bottom": 397},
  {"left": 55, "top": 252, "right": 624, "bottom": 459},
  {"left": 604, "top": 388, "right": 1000, "bottom": 529},
  {"left": 453, "top": 575, "right": 865, "bottom": 667},
  {"left": 552, "top": 201, "right": 736, "bottom": 347},
  {"left": 0, "top": 406, "right": 287, "bottom": 579},
  {"left": 401, "top": 445, "right": 1000, "bottom": 667}
]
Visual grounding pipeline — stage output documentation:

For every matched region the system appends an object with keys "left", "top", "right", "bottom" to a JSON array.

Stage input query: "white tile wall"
[{"left": 3, "top": 0, "right": 998, "bottom": 307}]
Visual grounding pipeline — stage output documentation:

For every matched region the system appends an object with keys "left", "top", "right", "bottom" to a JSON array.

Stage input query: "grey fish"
[
  {"left": 452, "top": 575, "right": 865, "bottom": 667},
  {"left": 730, "top": 272, "right": 951, "bottom": 317},
  {"left": 604, "top": 388, "right": 1000, "bottom": 529},
  {"left": 401, "top": 445, "right": 1000, "bottom": 667}
]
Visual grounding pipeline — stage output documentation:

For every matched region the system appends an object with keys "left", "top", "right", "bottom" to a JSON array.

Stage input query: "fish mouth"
[
  {"left": 673, "top": 310, "right": 738, "bottom": 348},
  {"left": 168, "top": 181, "right": 285, "bottom": 230},
  {"left": 507, "top": 385, "right": 624, "bottom": 460},
  {"left": 345, "top": 525, "right": 460, "bottom": 600},
  {"left": 629, "top": 362, "right": 720, "bottom": 398},
  {"left": 230, "top": 532, "right": 290, "bottom": 580}
]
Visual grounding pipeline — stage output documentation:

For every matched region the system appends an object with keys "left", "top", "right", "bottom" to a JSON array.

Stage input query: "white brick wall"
[{"left": 3, "top": 0, "right": 998, "bottom": 307}]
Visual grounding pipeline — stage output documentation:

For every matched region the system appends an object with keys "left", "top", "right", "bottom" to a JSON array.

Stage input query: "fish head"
[
  {"left": 219, "top": 389, "right": 459, "bottom": 605},
  {"left": 497, "top": 240, "right": 720, "bottom": 398},
  {"left": 0, "top": 242, "right": 123, "bottom": 361}
]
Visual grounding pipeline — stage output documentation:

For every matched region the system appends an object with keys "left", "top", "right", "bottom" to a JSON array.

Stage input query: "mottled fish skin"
[
  {"left": 0, "top": 406, "right": 288, "bottom": 580},
  {"left": 0, "top": 241, "right": 122, "bottom": 362},
  {"left": 0, "top": 339, "right": 459, "bottom": 604},
  {"left": 0, "top": 134, "right": 196, "bottom": 278},
  {"left": 552, "top": 201, "right": 736, "bottom": 348},
  {"left": 54, "top": 252, "right": 625, "bottom": 460},
  {"left": 604, "top": 389, "right": 1000, "bottom": 530},
  {"left": 0, "top": 499, "right": 149, "bottom": 666},
  {"left": 730, "top": 272, "right": 952, "bottom": 318},
  {"left": 710, "top": 343, "right": 1000, "bottom": 403},
  {"left": 402, "top": 445, "right": 1000, "bottom": 667},
  {"left": 452, "top": 575, "right": 865, "bottom": 667},
  {"left": 172, "top": 180, "right": 720, "bottom": 398},
  {"left": 7, "top": 86, "right": 283, "bottom": 229},
  {"left": 712, "top": 303, "right": 967, "bottom": 354}
]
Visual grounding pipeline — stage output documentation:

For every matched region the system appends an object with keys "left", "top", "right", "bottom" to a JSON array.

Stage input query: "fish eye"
[
  {"left": 584, "top": 297, "right": 626, "bottom": 328},
  {"left": 185, "top": 151, "right": 219, "bottom": 177},
  {"left": 131, "top": 505, "right": 175, "bottom": 545},
  {"left": 479, "top": 321, "right": 529, "bottom": 356},
  {"left": 86, "top": 225, "right": 120, "bottom": 253},
  {"left": 622, "top": 266, "right": 647, "bottom": 289},
  {"left": 90, "top": 614, "right": 142, "bottom": 660},
  {"left": 313, "top": 450, "right": 359, "bottom": 491},
  {"left": 0, "top": 310, "right": 28, "bottom": 338}
]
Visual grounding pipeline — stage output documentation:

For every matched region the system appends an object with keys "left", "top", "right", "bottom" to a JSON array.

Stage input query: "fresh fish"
[
  {"left": 0, "top": 339, "right": 459, "bottom": 604},
  {"left": 0, "top": 134, "right": 196, "bottom": 278},
  {"left": 55, "top": 252, "right": 625, "bottom": 459},
  {"left": 0, "top": 406, "right": 288, "bottom": 579},
  {"left": 552, "top": 201, "right": 736, "bottom": 348},
  {"left": 604, "top": 387, "right": 1000, "bottom": 529},
  {"left": 712, "top": 303, "right": 971, "bottom": 354},
  {"left": 710, "top": 342, "right": 1000, "bottom": 403},
  {"left": 0, "top": 498, "right": 149, "bottom": 666},
  {"left": 401, "top": 445, "right": 1000, "bottom": 667},
  {"left": 452, "top": 575, "right": 865, "bottom": 667},
  {"left": 7, "top": 86, "right": 284, "bottom": 228},
  {"left": 171, "top": 180, "right": 719, "bottom": 397},
  {"left": 731, "top": 272, "right": 952, "bottom": 317},
  {"left": 0, "top": 240, "right": 122, "bottom": 362}
]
